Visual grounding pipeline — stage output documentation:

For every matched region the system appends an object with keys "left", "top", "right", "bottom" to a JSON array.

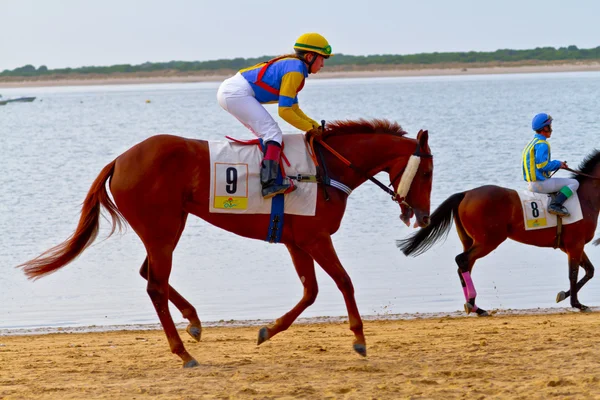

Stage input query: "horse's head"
[{"left": 389, "top": 129, "right": 433, "bottom": 228}]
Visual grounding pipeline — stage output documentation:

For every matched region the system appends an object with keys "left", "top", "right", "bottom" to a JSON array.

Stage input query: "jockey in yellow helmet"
[{"left": 217, "top": 33, "right": 332, "bottom": 198}]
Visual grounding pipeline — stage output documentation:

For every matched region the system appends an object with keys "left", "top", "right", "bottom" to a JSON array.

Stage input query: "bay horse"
[
  {"left": 397, "top": 150, "right": 600, "bottom": 316},
  {"left": 18, "top": 119, "right": 433, "bottom": 368}
]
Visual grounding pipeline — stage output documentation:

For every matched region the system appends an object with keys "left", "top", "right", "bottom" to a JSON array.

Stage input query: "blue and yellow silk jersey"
[
  {"left": 522, "top": 133, "right": 562, "bottom": 182},
  {"left": 240, "top": 57, "right": 318, "bottom": 132}
]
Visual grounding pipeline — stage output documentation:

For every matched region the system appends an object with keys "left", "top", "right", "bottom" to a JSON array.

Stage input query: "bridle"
[{"left": 309, "top": 131, "right": 432, "bottom": 206}]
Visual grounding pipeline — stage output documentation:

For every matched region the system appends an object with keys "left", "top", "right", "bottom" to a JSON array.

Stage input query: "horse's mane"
[
  {"left": 574, "top": 149, "right": 600, "bottom": 183},
  {"left": 325, "top": 119, "right": 407, "bottom": 137}
]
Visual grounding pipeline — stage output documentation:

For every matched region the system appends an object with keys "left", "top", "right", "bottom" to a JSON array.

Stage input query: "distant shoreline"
[{"left": 1, "top": 61, "right": 600, "bottom": 89}]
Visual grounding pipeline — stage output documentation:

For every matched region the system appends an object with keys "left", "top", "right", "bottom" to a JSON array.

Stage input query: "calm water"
[{"left": 1, "top": 72, "right": 600, "bottom": 332}]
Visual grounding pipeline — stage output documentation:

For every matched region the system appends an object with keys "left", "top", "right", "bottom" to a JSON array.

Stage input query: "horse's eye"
[{"left": 423, "top": 172, "right": 432, "bottom": 178}]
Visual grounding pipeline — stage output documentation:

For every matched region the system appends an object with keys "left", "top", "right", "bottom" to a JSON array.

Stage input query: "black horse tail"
[{"left": 396, "top": 192, "right": 466, "bottom": 257}]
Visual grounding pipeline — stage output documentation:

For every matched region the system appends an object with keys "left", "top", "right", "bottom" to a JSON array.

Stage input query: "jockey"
[
  {"left": 522, "top": 113, "right": 579, "bottom": 217},
  {"left": 217, "top": 33, "right": 332, "bottom": 198}
]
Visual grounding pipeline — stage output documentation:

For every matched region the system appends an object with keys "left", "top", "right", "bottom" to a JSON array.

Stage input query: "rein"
[
  {"left": 312, "top": 135, "right": 398, "bottom": 198},
  {"left": 564, "top": 167, "right": 600, "bottom": 180},
  {"left": 307, "top": 124, "right": 431, "bottom": 204}
]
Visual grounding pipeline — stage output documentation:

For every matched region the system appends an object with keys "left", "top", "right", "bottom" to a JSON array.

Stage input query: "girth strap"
[{"left": 554, "top": 216, "right": 563, "bottom": 249}]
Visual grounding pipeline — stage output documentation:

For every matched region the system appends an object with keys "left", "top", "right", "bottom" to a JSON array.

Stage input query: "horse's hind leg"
[
  {"left": 144, "top": 240, "right": 199, "bottom": 368},
  {"left": 564, "top": 246, "right": 590, "bottom": 311},
  {"left": 139, "top": 261, "right": 202, "bottom": 341},
  {"left": 454, "top": 216, "right": 480, "bottom": 315},
  {"left": 138, "top": 212, "right": 202, "bottom": 342},
  {"left": 556, "top": 251, "right": 594, "bottom": 306},
  {"left": 136, "top": 209, "right": 199, "bottom": 368},
  {"left": 257, "top": 243, "right": 317, "bottom": 346},
  {"left": 456, "top": 242, "right": 501, "bottom": 317},
  {"left": 455, "top": 215, "right": 473, "bottom": 252},
  {"left": 141, "top": 258, "right": 202, "bottom": 341}
]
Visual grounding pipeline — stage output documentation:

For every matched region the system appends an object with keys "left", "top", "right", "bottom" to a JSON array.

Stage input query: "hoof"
[
  {"left": 257, "top": 327, "right": 270, "bottom": 346},
  {"left": 186, "top": 325, "right": 202, "bottom": 342},
  {"left": 476, "top": 308, "right": 489, "bottom": 317},
  {"left": 353, "top": 343, "right": 367, "bottom": 357},
  {"left": 556, "top": 291, "right": 567, "bottom": 303},
  {"left": 580, "top": 305, "right": 592, "bottom": 313},
  {"left": 464, "top": 303, "right": 473, "bottom": 315},
  {"left": 183, "top": 359, "right": 200, "bottom": 368}
]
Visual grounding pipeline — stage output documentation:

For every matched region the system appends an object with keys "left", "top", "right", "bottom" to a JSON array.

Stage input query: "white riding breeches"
[
  {"left": 217, "top": 72, "right": 283, "bottom": 144},
  {"left": 527, "top": 177, "right": 579, "bottom": 194}
]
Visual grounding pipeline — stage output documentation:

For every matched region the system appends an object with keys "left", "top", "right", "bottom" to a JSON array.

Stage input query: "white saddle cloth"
[
  {"left": 208, "top": 134, "right": 317, "bottom": 215},
  {"left": 517, "top": 190, "right": 583, "bottom": 231}
]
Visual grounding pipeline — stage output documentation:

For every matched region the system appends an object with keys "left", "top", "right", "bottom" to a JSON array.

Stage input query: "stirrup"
[
  {"left": 548, "top": 205, "right": 569, "bottom": 217},
  {"left": 262, "top": 184, "right": 290, "bottom": 199}
]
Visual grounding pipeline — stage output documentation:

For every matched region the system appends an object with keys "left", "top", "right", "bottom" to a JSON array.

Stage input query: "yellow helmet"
[{"left": 293, "top": 33, "right": 332, "bottom": 58}]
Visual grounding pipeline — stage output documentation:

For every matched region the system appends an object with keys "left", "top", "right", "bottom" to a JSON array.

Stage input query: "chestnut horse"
[
  {"left": 18, "top": 119, "right": 433, "bottom": 368},
  {"left": 398, "top": 150, "right": 600, "bottom": 316}
]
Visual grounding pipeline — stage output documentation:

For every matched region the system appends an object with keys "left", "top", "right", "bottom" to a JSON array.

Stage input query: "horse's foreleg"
[
  {"left": 257, "top": 243, "right": 317, "bottom": 345},
  {"left": 140, "top": 258, "right": 202, "bottom": 342},
  {"left": 304, "top": 236, "right": 366, "bottom": 356},
  {"left": 556, "top": 251, "right": 594, "bottom": 304},
  {"left": 146, "top": 248, "right": 198, "bottom": 368}
]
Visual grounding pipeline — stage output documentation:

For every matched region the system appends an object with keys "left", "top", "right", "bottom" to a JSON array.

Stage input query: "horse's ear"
[{"left": 417, "top": 129, "right": 429, "bottom": 148}]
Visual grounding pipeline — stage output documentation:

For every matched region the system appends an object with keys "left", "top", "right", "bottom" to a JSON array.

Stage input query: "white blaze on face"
[{"left": 396, "top": 155, "right": 421, "bottom": 199}]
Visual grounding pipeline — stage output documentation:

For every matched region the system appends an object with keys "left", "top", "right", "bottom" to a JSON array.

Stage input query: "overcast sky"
[{"left": 2, "top": 0, "right": 599, "bottom": 71}]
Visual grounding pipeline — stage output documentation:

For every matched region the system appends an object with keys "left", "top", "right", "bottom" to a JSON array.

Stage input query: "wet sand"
[
  {"left": 2, "top": 311, "right": 600, "bottom": 399},
  {"left": 2, "top": 62, "right": 600, "bottom": 89}
]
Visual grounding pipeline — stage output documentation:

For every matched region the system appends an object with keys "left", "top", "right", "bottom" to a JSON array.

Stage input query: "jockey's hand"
[
  {"left": 306, "top": 126, "right": 323, "bottom": 139},
  {"left": 560, "top": 161, "right": 569, "bottom": 169}
]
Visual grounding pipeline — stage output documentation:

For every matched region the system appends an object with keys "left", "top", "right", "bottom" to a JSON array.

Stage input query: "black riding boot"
[
  {"left": 260, "top": 159, "right": 291, "bottom": 199},
  {"left": 548, "top": 192, "right": 570, "bottom": 217}
]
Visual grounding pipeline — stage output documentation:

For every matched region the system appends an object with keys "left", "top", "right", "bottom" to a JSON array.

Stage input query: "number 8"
[{"left": 531, "top": 201, "right": 539, "bottom": 218}]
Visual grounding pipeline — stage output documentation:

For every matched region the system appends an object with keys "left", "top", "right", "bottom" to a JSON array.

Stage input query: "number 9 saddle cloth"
[{"left": 208, "top": 134, "right": 317, "bottom": 215}]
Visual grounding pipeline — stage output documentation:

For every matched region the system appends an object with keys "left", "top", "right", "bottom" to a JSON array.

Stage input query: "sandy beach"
[
  {"left": 1, "top": 62, "right": 600, "bottom": 89},
  {"left": 2, "top": 311, "right": 600, "bottom": 399}
]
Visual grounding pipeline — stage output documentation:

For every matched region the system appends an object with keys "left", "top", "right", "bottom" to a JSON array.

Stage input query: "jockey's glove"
[{"left": 306, "top": 126, "right": 323, "bottom": 139}]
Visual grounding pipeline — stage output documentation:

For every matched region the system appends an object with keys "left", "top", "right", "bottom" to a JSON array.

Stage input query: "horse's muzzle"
[{"left": 414, "top": 210, "right": 430, "bottom": 228}]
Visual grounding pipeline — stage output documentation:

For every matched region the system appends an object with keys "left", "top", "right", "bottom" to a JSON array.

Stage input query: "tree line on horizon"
[{"left": 3, "top": 45, "right": 600, "bottom": 77}]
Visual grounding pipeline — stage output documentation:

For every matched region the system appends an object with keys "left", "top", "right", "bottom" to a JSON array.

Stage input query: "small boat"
[{"left": 5, "top": 96, "right": 36, "bottom": 103}]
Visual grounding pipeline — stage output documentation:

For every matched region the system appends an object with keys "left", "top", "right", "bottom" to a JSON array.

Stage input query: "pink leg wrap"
[
  {"left": 264, "top": 144, "right": 281, "bottom": 161},
  {"left": 461, "top": 271, "right": 477, "bottom": 299}
]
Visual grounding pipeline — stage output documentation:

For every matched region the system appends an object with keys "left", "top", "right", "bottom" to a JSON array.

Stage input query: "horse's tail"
[
  {"left": 18, "top": 160, "right": 125, "bottom": 280},
  {"left": 396, "top": 192, "right": 466, "bottom": 257}
]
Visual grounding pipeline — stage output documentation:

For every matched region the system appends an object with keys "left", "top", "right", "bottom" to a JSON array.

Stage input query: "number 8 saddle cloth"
[
  {"left": 208, "top": 134, "right": 317, "bottom": 215},
  {"left": 517, "top": 190, "right": 583, "bottom": 231}
]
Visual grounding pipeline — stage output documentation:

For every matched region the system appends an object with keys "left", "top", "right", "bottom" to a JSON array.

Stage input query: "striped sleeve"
[
  {"left": 534, "top": 143, "right": 561, "bottom": 172},
  {"left": 277, "top": 71, "right": 317, "bottom": 131}
]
